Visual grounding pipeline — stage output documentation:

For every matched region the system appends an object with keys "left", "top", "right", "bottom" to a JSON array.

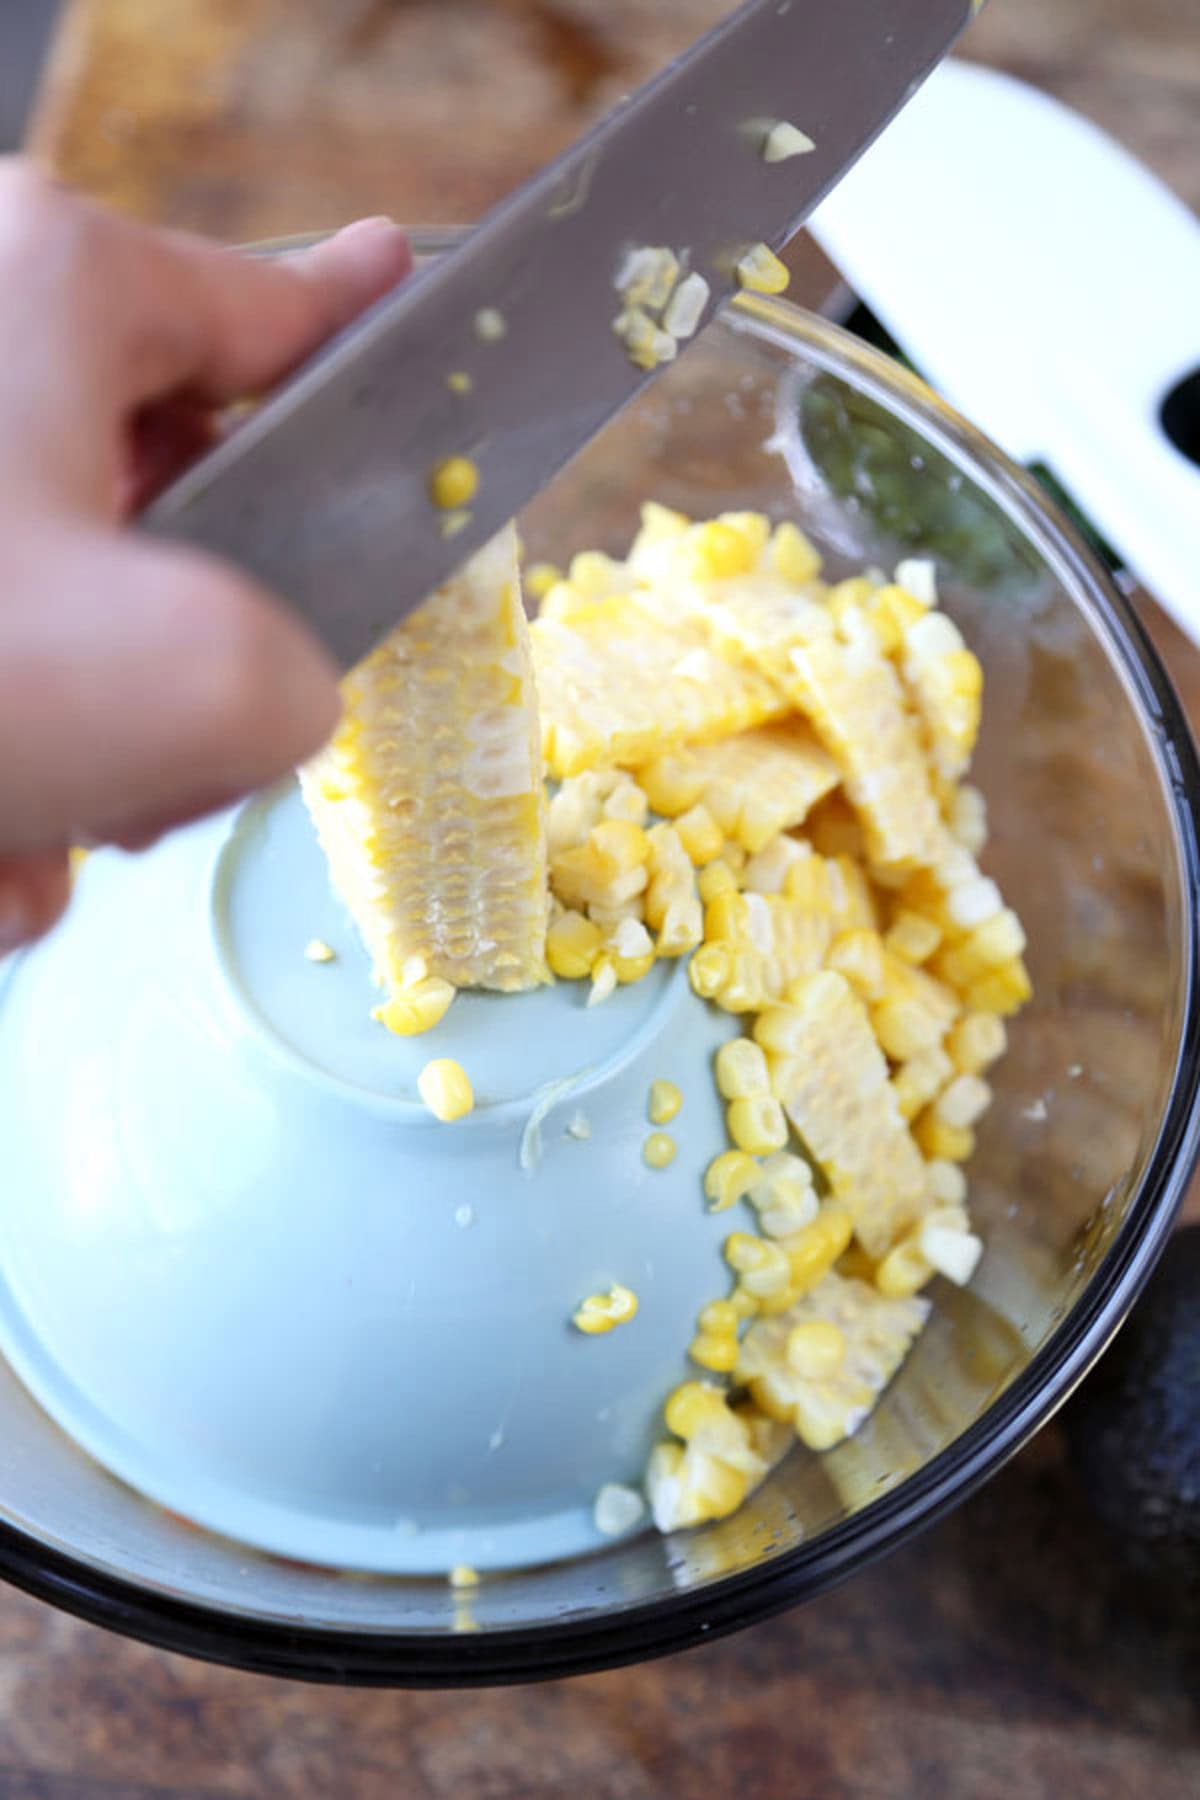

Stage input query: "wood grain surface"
[{"left": 9, "top": 1, "right": 1200, "bottom": 1792}]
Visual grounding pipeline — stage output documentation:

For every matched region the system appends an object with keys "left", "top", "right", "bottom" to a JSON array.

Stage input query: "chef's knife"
[{"left": 144, "top": 0, "right": 977, "bottom": 669}]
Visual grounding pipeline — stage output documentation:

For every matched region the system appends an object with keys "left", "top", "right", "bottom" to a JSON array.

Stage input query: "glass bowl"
[{"left": 0, "top": 230, "right": 1196, "bottom": 1685}]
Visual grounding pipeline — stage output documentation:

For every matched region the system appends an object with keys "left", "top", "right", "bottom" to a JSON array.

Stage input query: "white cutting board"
[{"left": 811, "top": 59, "right": 1200, "bottom": 640}]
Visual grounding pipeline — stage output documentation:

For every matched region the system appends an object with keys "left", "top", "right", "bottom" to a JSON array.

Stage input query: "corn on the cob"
[
  {"left": 755, "top": 971, "right": 930, "bottom": 1257},
  {"left": 736, "top": 1272, "right": 929, "bottom": 1451},
  {"left": 532, "top": 599, "right": 786, "bottom": 778},
  {"left": 301, "top": 525, "right": 548, "bottom": 1002}
]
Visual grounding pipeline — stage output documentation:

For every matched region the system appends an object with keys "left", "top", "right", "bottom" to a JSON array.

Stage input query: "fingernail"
[{"left": 0, "top": 887, "right": 32, "bottom": 956}]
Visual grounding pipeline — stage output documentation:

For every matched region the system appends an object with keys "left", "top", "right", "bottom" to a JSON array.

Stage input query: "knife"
[{"left": 143, "top": 0, "right": 976, "bottom": 670}]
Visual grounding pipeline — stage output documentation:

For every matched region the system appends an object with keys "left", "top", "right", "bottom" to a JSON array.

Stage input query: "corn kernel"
[
  {"left": 826, "top": 928, "right": 887, "bottom": 1001},
  {"left": 785, "top": 1320, "right": 846, "bottom": 1379},
  {"left": 446, "top": 369, "right": 473, "bottom": 394},
  {"left": 428, "top": 455, "right": 480, "bottom": 510},
  {"left": 736, "top": 242, "right": 790, "bottom": 294},
  {"left": 723, "top": 1232, "right": 791, "bottom": 1298},
  {"left": 417, "top": 1057, "right": 475, "bottom": 1121},
  {"left": 475, "top": 307, "right": 506, "bottom": 340},
  {"left": 657, "top": 895, "right": 703, "bottom": 956},
  {"left": 689, "top": 1331, "right": 739, "bottom": 1373},
  {"left": 593, "top": 1482, "right": 646, "bottom": 1537},
  {"left": 933, "top": 1074, "right": 992, "bottom": 1130},
  {"left": 762, "top": 120, "right": 817, "bottom": 162},
  {"left": 449, "top": 1564, "right": 479, "bottom": 1589},
  {"left": 927, "top": 1158, "right": 968, "bottom": 1206},
  {"left": 643, "top": 1131, "right": 678, "bottom": 1169},
  {"left": 638, "top": 753, "right": 707, "bottom": 817},
  {"left": 676, "top": 804, "right": 724, "bottom": 866},
  {"left": 304, "top": 938, "right": 336, "bottom": 963},
  {"left": 525, "top": 561, "right": 563, "bottom": 601},
  {"left": 886, "top": 911, "right": 943, "bottom": 965},
  {"left": 914, "top": 1111, "right": 975, "bottom": 1162},
  {"left": 920, "top": 1221, "right": 983, "bottom": 1285},
  {"left": 699, "top": 1300, "right": 740, "bottom": 1336},
  {"left": 375, "top": 977, "right": 457, "bottom": 1037},
  {"left": 698, "top": 861, "right": 739, "bottom": 904},
  {"left": 602, "top": 777, "right": 650, "bottom": 825},
  {"left": 573, "top": 1284, "right": 639, "bottom": 1334},
  {"left": 872, "top": 996, "right": 946, "bottom": 1062},
  {"left": 748, "top": 1151, "right": 817, "bottom": 1237},
  {"left": 964, "top": 957, "right": 1032, "bottom": 1016},
  {"left": 704, "top": 890, "right": 751, "bottom": 943},
  {"left": 726, "top": 1095, "right": 788, "bottom": 1155},
  {"left": 770, "top": 519, "right": 821, "bottom": 584},
  {"left": 648, "top": 1079, "right": 683, "bottom": 1125},
  {"left": 588, "top": 953, "right": 618, "bottom": 1007},
  {"left": 703, "top": 1149, "right": 760, "bottom": 1213},
  {"left": 876, "top": 1239, "right": 933, "bottom": 1298},
  {"left": 687, "top": 519, "right": 759, "bottom": 580},
  {"left": 664, "top": 1381, "right": 726, "bottom": 1439},
  {"left": 891, "top": 1046, "right": 954, "bottom": 1121},
  {"left": 946, "top": 1011, "right": 1007, "bottom": 1073},
  {"left": 546, "top": 910, "right": 603, "bottom": 979},
  {"left": 591, "top": 818, "right": 651, "bottom": 872},
  {"left": 688, "top": 942, "right": 730, "bottom": 999},
  {"left": 782, "top": 1202, "right": 855, "bottom": 1295},
  {"left": 715, "top": 1037, "right": 770, "bottom": 1100}
]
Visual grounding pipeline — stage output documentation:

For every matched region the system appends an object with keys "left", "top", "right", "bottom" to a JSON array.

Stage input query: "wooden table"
[{"left": 7, "top": 2, "right": 1199, "bottom": 1793}]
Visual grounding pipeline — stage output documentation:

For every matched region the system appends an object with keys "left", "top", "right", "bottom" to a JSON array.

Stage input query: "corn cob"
[
  {"left": 531, "top": 598, "right": 787, "bottom": 778},
  {"left": 300, "top": 525, "right": 549, "bottom": 1004},
  {"left": 736, "top": 1272, "right": 930, "bottom": 1451},
  {"left": 755, "top": 971, "right": 930, "bottom": 1257}
]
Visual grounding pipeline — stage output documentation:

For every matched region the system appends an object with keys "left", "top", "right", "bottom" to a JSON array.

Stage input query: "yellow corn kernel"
[
  {"left": 927, "top": 1158, "right": 968, "bottom": 1206},
  {"left": 448, "top": 1563, "right": 479, "bottom": 1589},
  {"left": 657, "top": 895, "right": 703, "bottom": 957},
  {"left": 948, "top": 783, "right": 988, "bottom": 854},
  {"left": 919, "top": 1217, "right": 983, "bottom": 1285},
  {"left": 374, "top": 977, "right": 457, "bottom": 1037},
  {"left": 591, "top": 818, "right": 650, "bottom": 872},
  {"left": 304, "top": 938, "right": 336, "bottom": 963},
  {"left": 689, "top": 1330, "right": 739, "bottom": 1373},
  {"left": 699, "top": 1299, "right": 740, "bottom": 1337},
  {"left": 637, "top": 752, "right": 707, "bottom": 817},
  {"left": 945, "top": 1010, "right": 1007, "bottom": 1074},
  {"left": 588, "top": 953, "right": 618, "bottom": 1007},
  {"left": 428, "top": 455, "right": 480, "bottom": 510},
  {"left": 875, "top": 1239, "right": 934, "bottom": 1299},
  {"left": 715, "top": 1037, "right": 771, "bottom": 1100},
  {"left": 602, "top": 777, "right": 650, "bottom": 826},
  {"left": 704, "top": 1149, "right": 760, "bottom": 1213},
  {"left": 648, "top": 1080, "right": 683, "bottom": 1125},
  {"left": 932, "top": 1073, "right": 992, "bottom": 1130},
  {"left": 964, "top": 957, "right": 1032, "bottom": 1017},
  {"left": 726, "top": 1095, "right": 788, "bottom": 1155},
  {"left": 698, "top": 861, "right": 739, "bottom": 904},
  {"left": 837, "top": 1244, "right": 878, "bottom": 1283},
  {"left": 771, "top": 519, "right": 822, "bottom": 585},
  {"left": 573, "top": 1284, "right": 639, "bottom": 1334},
  {"left": 886, "top": 911, "right": 943, "bottom": 965},
  {"left": 891, "top": 1046, "right": 954, "bottom": 1121},
  {"left": 715, "top": 947, "right": 770, "bottom": 1015},
  {"left": 736, "top": 242, "right": 790, "bottom": 294},
  {"left": 703, "top": 890, "right": 751, "bottom": 944},
  {"left": 525, "top": 561, "right": 562, "bottom": 601},
  {"left": 871, "top": 996, "right": 947, "bottom": 1062},
  {"left": 914, "top": 1111, "right": 975, "bottom": 1162},
  {"left": 417, "top": 1057, "right": 475, "bottom": 1122},
  {"left": 826, "top": 928, "right": 887, "bottom": 1001},
  {"left": 663, "top": 1380, "right": 726, "bottom": 1439},
  {"left": 446, "top": 370, "right": 473, "bottom": 394},
  {"left": 688, "top": 942, "right": 730, "bottom": 999},
  {"left": 688, "top": 519, "right": 760, "bottom": 580},
  {"left": 782, "top": 1202, "right": 855, "bottom": 1296},
  {"left": 676, "top": 804, "right": 724, "bottom": 866},
  {"left": 724, "top": 1232, "right": 792, "bottom": 1299},
  {"left": 546, "top": 910, "right": 603, "bottom": 979},
  {"left": 747, "top": 1151, "right": 817, "bottom": 1237},
  {"left": 785, "top": 1320, "right": 846, "bottom": 1379},
  {"left": 643, "top": 1131, "right": 678, "bottom": 1169}
]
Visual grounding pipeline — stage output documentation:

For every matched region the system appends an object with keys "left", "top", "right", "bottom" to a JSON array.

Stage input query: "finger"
[
  {"left": 119, "top": 394, "right": 219, "bottom": 514},
  {"left": 117, "top": 215, "right": 413, "bottom": 409},
  {"left": 0, "top": 851, "right": 71, "bottom": 953},
  {"left": 0, "top": 521, "right": 341, "bottom": 851}
]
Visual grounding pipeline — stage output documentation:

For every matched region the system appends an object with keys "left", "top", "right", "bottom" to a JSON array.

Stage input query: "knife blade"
[{"left": 143, "top": 0, "right": 975, "bottom": 670}]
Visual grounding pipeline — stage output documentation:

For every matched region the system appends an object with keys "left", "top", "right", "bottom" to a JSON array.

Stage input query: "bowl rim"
[{"left": 1, "top": 257, "right": 1197, "bottom": 1687}]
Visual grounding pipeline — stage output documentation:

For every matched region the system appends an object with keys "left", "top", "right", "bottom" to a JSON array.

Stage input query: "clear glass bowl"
[{"left": 0, "top": 231, "right": 1196, "bottom": 1684}]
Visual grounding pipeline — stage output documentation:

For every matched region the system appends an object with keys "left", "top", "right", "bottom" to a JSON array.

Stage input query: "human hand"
[{"left": 0, "top": 162, "right": 411, "bottom": 952}]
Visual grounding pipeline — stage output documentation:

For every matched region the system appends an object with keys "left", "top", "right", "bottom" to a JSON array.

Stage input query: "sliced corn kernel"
[
  {"left": 964, "top": 957, "right": 1032, "bottom": 1017},
  {"left": 826, "top": 928, "right": 887, "bottom": 1001},
  {"left": 781, "top": 1202, "right": 855, "bottom": 1296},
  {"left": 747, "top": 1150, "right": 818, "bottom": 1237},
  {"left": 920, "top": 1222, "right": 983, "bottom": 1286},
  {"left": 374, "top": 978, "right": 457, "bottom": 1037},
  {"left": 446, "top": 369, "right": 473, "bottom": 394},
  {"left": 914, "top": 1111, "right": 975, "bottom": 1162},
  {"left": 698, "top": 861, "right": 739, "bottom": 904},
  {"left": 573, "top": 1284, "right": 639, "bottom": 1334},
  {"left": 726, "top": 1094, "right": 788, "bottom": 1155},
  {"left": 736, "top": 242, "right": 790, "bottom": 294},
  {"left": 927, "top": 1158, "right": 968, "bottom": 1206},
  {"left": 699, "top": 1300, "right": 740, "bottom": 1336},
  {"left": 948, "top": 784, "right": 988, "bottom": 854},
  {"left": 875, "top": 1239, "right": 934, "bottom": 1299},
  {"left": 417, "top": 1057, "right": 475, "bottom": 1122},
  {"left": 662, "top": 271, "right": 711, "bottom": 339},
  {"left": 638, "top": 751, "right": 707, "bottom": 817},
  {"left": 676, "top": 804, "right": 724, "bottom": 866},
  {"left": 688, "top": 942, "right": 730, "bottom": 999},
  {"left": 593, "top": 1482, "right": 646, "bottom": 1537},
  {"left": 449, "top": 1564, "right": 479, "bottom": 1589},
  {"left": 704, "top": 1149, "right": 760, "bottom": 1213},
  {"left": 588, "top": 953, "right": 618, "bottom": 1007},
  {"left": 785, "top": 1320, "right": 846, "bottom": 1379},
  {"left": 715, "top": 1037, "right": 771, "bottom": 1100},
  {"left": 657, "top": 894, "right": 704, "bottom": 956},
  {"left": 647, "top": 1079, "right": 683, "bottom": 1125},
  {"left": 945, "top": 1010, "right": 1007, "bottom": 1074},
  {"left": 724, "top": 1232, "right": 792, "bottom": 1298},
  {"left": 770, "top": 518, "right": 822, "bottom": 583},
  {"left": 428, "top": 455, "right": 480, "bottom": 510},
  {"left": 886, "top": 911, "right": 942, "bottom": 965},
  {"left": 643, "top": 1131, "right": 678, "bottom": 1169},
  {"left": 891, "top": 1046, "right": 954, "bottom": 1121},
  {"left": 689, "top": 1331, "right": 739, "bottom": 1373},
  {"left": 704, "top": 889, "right": 751, "bottom": 944},
  {"left": 932, "top": 1073, "right": 992, "bottom": 1130},
  {"left": 546, "top": 910, "right": 603, "bottom": 979},
  {"left": 304, "top": 938, "right": 336, "bottom": 963},
  {"left": 762, "top": 120, "right": 816, "bottom": 162}
]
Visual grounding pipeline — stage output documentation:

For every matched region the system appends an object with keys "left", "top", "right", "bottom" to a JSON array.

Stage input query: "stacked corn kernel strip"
[{"left": 527, "top": 503, "right": 1028, "bottom": 1532}]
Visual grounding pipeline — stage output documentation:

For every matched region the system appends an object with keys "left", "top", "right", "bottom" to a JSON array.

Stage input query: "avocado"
[{"left": 1062, "top": 1224, "right": 1199, "bottom": 1595}]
